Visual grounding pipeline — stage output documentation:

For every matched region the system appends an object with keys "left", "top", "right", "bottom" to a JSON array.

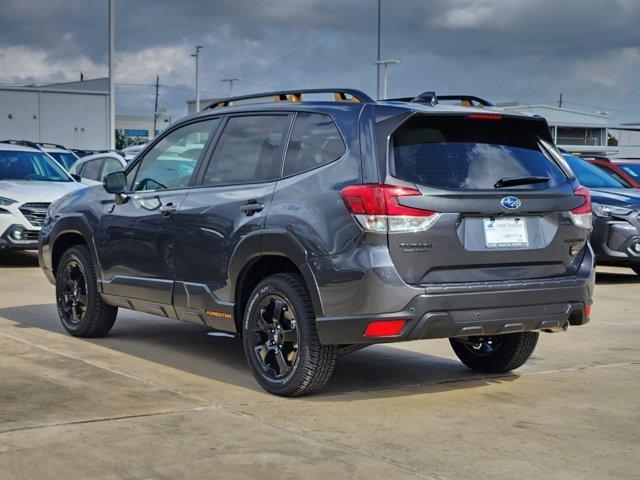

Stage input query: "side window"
[
  {"left": 131, "top": 119, "right": 219, "bottom": 191},
  {"left": 283, "top": 113, "right": 345, "bottom": 176},
  {"left": 101, "top": 158, "right": 123, "bottom": 181},
  {"left": 82, "top": 159, "right": 103, "bottom": 180},
  {"left": 203, "top": 115, "right": 290, "bottom": 186}
]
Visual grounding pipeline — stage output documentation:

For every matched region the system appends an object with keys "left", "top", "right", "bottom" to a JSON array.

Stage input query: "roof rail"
[
  {"left": 36, "top": 142, "right": 69, "bottom": 150},
  {"left": 204, "top": 88, "right": 374, "bottom": 110},
  {"left": 384, "top": 93, "right": 493, "bottom": 107},
  {"left": 0, "top": 139, "right": 42, "bottom": 150}
]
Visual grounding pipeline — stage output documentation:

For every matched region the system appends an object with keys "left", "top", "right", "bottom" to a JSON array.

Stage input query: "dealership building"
[
  {"left": 0, "top": 77, "right": 172, "bottom": 150},
  {"left": 498, "top": 102, "right": 640, "bottom": 158}
]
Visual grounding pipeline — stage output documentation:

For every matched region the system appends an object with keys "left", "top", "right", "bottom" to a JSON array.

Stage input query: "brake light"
[
  {"left": 341, "top": 184, "right": 439, "bottom": 232},
  {"left": 364, "top": 319, "right": 406, "bottom": 337},
  {"left": 569, "top": 186, "right": 592, "bottom": 229},
  {"left": 466, "top": 113, "right": 502, "bottom": 120}
]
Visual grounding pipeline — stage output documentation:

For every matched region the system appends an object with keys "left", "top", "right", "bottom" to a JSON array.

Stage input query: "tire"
[
  {"left": 55, "top": 245, "right": 118, "bottom": 338},
  {"left": 632, "top": 266, "right": 640, "bottom": 276},
  {"left": 242, "top": 273, "right": 338, "bottom": 397},
  {"left": 449, "top": 332, "right": 539, "bottom": 374}
]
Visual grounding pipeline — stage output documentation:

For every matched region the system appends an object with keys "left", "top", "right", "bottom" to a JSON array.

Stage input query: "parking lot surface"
[{"left": 0, "top": 251, "right": 638, "bottom": 480}]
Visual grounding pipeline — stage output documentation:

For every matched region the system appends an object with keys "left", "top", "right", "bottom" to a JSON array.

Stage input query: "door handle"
[
  {"left": 160, "top": 202, "right": 178, "bottom": 217},
  {"left": 240, "top": 202, "right": 264, "bottom": 216}
]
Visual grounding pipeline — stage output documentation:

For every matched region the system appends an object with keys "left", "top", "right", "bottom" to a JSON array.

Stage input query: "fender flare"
[
  {"left": 228, "top": 229, "right": 324, "bottom": 316},
  {"left": 49, "top": 214, "right": 103, "bottom": 280}
]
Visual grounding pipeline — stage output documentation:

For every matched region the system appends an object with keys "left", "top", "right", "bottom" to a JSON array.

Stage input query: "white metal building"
[
  {"left": 497, "top": 103, "right": 611, "bottom": 155},
  {"left": 0, "top": 84, "right": 109, "bottom": 150}
]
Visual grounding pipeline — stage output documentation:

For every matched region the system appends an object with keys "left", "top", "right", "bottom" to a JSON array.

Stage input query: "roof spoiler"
[
  {"left": 385, "top": 93, "right": 493, "bottom": 107},
  {"left": 204, "top": 88, "right": 375, "bottom": 110}
]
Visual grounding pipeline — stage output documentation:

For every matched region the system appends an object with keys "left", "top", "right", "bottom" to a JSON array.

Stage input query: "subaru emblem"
[{"left": 501, "top": 196, "right": 521, "bottom": 210}]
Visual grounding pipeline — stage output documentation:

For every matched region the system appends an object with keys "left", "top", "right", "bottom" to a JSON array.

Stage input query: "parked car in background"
[
  {"left": 563, "top": 154, "right": 640, "bottom": 275},
  {"left": 68, "top": 152, "right": 126, "bottom": 186},
  {"left": 121, "top": 143, "right": 147, "bottom": 161},
  {"left": 36, "top": 143, "right": 79, "bottom": 170},
  {"left": 0, "top": 142, "right": 84, "bottom": 251},
  {"left": 40, "top": 88, "right": 594, "bottom": 396},
  {"left": 587, "top": 157, "right": 640, "bottom": 189}
]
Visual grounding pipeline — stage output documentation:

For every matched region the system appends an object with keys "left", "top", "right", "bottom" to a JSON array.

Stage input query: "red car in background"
[{"left": 586, "top": 157, "right": 640, "bottom": 188}]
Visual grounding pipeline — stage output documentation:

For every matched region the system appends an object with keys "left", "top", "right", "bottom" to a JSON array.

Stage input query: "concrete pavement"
[{"left": 0, "top": 251, "right": 638, "bottom": 479}]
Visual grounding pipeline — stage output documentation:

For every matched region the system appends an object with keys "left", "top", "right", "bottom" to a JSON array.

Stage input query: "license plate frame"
[{"left": 483, "top": 217, "right": 529, "bottom": 249}]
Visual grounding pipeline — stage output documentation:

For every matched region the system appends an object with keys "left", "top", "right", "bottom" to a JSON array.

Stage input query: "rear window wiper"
[{"left": 494, "top": 176, "right": 550, "bottom": 189}]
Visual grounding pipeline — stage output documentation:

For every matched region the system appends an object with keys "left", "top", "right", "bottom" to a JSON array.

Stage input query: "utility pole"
[
  {"left": 221, "top": 78, "right": 240, "bottom": 96},
  {"left": 373, "top": 59, "right": 399, "bottom": 100},
  {"left": 191, "top": 46, "right": 203, "bottom": 111},
  {"left": 152, "top": 75, "right": 159, "bottom": 137},
  {"left": 108, "top": 0, "right": 115, "bottom": 149},
  {"left": 376, "top": 0, "right": 381, "bottom": 100},
  {"left": 558, "top": 93, "right": 563, "bottom": 108}
]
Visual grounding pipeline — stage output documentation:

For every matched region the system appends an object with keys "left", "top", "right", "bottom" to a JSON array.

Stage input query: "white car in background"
[
  {"left": 0, "top": 142, "right": 84, "bottom": 251},
  {"left": 121, "top": 143, "right": 147, "bottom": 161},
  {"left": 36, "top": 143, "right": 79, "bottom": 171},
  {"left": 68, "top": 152, "right": 127, "bottom": 186}
]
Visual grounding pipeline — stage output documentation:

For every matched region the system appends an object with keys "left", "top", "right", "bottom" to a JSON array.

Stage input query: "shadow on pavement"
[
  {"left": 596, "top": 270, "right": 640, "bottom": 284},
  {"left": 0, "top": 251, "right": 39, "bottom": 268},
  {"left": 0, "top": 302, "right": 519, "bottom": 399}
]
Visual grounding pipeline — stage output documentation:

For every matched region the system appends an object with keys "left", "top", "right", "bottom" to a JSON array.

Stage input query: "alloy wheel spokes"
[
  {"left": 60, "top": 260, "right": 87, "bottom": 325},
  {"left": 253, "top": 296, "right": 300, "bottom": 378}
]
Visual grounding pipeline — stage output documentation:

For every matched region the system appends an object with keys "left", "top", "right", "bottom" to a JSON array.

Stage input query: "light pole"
[
  {"left": 221, "top": 78, "right": 240, "bottom": 97},
  {"left": 376, "top": 0, "right": 381, "bottom": 100},
  {"left": 108, "top": 0, "right": 115, "bottom": 149},
  {"left": 373, "top": 59, "right": 399, "bottom": 100},
  {"left": 191, "top": 46, "right": 203, "bottom": 111}
]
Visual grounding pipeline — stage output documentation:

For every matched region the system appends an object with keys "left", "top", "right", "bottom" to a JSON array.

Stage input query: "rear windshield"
[{"left": 390, "top": 115, "right": 567, "bottom": 190}]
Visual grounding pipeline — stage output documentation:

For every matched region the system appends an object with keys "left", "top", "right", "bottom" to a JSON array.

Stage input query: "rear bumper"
[{"left": 316, "top": 248, "right": 595, "bottom": 345}]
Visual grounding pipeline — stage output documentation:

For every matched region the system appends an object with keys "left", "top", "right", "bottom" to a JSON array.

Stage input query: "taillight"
[
  {"left": 340, "top": 184, "right": 439, "bottom": 233},
  {"left": 364, "top": 319, "right": 406, "bottom": 337},
  {"left": 569, "top": 186, "right": 592, "bottom": 229}
]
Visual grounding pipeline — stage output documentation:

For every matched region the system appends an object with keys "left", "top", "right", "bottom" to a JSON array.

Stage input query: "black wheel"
[
  {"left": 632, "top": 266, "right": 640, "bottom": 276},
  {"left": 242, "top": 273, "right": 338, "bottom": 397},
  {"left": 449, "top": 332, "right": 539, "bottom": 374},
  {"left": 55, "top": 245, "right": 118, "bottom": 337}
]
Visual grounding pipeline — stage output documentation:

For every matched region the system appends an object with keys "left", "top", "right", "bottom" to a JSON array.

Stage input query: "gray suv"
[{"left": 39, "top": 89, "right": 595, "bottom": 396}]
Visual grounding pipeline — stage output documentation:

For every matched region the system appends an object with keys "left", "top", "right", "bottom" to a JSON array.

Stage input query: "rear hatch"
[{"left": 383, "top": 113, "right": 590, "bottom": 284}]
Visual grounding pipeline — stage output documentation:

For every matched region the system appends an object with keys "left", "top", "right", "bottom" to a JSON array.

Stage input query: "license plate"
[{"left": 483, "top": 217, "right": 528, "bottom": 248}]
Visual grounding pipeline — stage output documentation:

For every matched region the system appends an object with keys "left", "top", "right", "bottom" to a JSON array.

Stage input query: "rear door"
[
  {"left": 383, "top": 113, "right": 589, "bottom": 284},
  {"left": 172, "top": 113, "right": 292, "bottom": 329}
]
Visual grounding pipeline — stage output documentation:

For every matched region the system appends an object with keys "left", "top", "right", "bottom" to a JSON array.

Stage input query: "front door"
[
  {"left": 97, "top": 118, "right": 221, "bottom": 314},
  {"left": 172, "top": 114, "right": 292, "bottom": 329}
]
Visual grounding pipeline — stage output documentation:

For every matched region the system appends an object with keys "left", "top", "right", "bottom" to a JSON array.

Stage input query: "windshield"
[
  {"left": 390, "top": 115, "right": 567, "bottom": 190},
  {"left": 619, "top": 163, "right": 640, "bottom": 179},
  {"left": 0, "top": 150, "right": 72, "bottom": 182},
  {"left": 48, "top": 152, "right": 77, "bottom": 170},
  {"left": 563, "top": 155, "right": 625, "bottom": 189}
]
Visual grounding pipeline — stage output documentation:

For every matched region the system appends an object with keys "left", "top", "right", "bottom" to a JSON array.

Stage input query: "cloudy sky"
[{"left": 1, "top": 0, "right": 639, "bottom": 123}]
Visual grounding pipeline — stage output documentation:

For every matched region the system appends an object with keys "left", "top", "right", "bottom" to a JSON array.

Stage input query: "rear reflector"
[
  {"left": 466, "top": 113, "right": 502, "bottom": 120},
  {"left": 364, "top": 319, "right": 406, "bottom": 337},
  {"left": 341, "top": 184, "right": 439, "bottom": 233},
  {"left": 569, "top": 186, "right": 592, "bottom": 229},
  {"left": 585, "top": 304, "right": 591, "bottom": 320}
]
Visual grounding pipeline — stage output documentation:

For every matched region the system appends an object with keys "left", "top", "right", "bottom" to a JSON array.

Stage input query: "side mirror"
[{"left": 104, "top": 171, "right": 127, "bottom": 194}]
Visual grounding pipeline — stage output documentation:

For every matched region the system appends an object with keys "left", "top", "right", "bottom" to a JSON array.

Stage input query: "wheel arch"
[
  {"left": 50, "top": 216, "right": 101, "bottom": 279},
  {"left": 229, "top": 229, "right": 324, "bottom": 332}
]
